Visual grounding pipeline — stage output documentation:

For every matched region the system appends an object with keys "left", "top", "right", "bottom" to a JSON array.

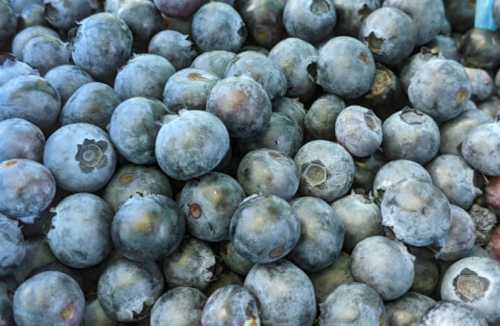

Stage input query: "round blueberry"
[
  {"left": 45, "top": 65, "right": 94, "bottom": 104},
  {"left": 44, "top": 0, "right": 93, "bottom": 30},
  {"left": 273, "top": 97, "right": 306, "bottom": 131},
  {"left": 461, "top": 122, "right": 500, "bottom": 176},
  {"left": 0, "top": 213, "right": 25, "bottom": 277},
  {"left": 385, "top": 292, "right": 436, "bottom": 326},
  {"left": 304, "top": 94, "right": 345, "bottom": 141},
  {"left": 20, "top": 34, "right": 71, "bottom": 75},
  {"left": 310, "top": 252, "right": 354, "bottom": 303},
  {"left": 148, "top": 30, "right": 197, "bottom": 70},
  {"left": 150, "top": 287, "right": 206, "bottom": 326},
  {"left": 191, "top": 50, "right": 236, "bottom": 78},
  {"left": 0, "top": 55, "right": 38, "bottom": 87},
  {"left": 116, "top": 0, "right": 163, "bottom": 45},
  {"left": 0, "top": 118, "right": 45, "bottom": 163},
  {"left": 219, "top": 241, "right": 254, "bottom": 277}
]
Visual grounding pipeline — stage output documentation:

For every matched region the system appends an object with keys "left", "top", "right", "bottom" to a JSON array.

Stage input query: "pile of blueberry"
[{"left": 2, "top": 0, "right": 500, "bottom": 325}]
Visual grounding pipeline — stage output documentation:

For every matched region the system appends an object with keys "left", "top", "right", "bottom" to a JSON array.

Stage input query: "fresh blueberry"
[
  {"left": 310, "top": 252, "right": 354, "bottom": 303},
  {"left": 273, "top": 97, "right": 306, "bottom": 130},
  {"left": 385, "top": 292, "right": 436, "bottom": 326},
  {"left": 82, "top": 298, "right": 116, "bottom": 326},
  {"left": 191, "top": 50, "right": 236, "bottom": 78},
  {"left": 0, "top": 118, "right": 44, "bottom": 163},
  {"left": 445, "top": 0, "right": 475, "bottom": 33},
  {"left": 461, "top": 122, "right": 500, "bottom": 176},
  {"left": 150, "top": 287, "right": 206, "bottom": 326},
  {"left": 116, "top": 0, "right": 162, "bottom": 46},
  {"left": 399, "top": 50, "right": 439, "bottom": 92},
  {"left": 304, "top": 94, "right": 345, "bottom": 141},
  {"left": 423, "top": 35, "right": 460, "bottom": 61},
  {"left": 0, "top": 0, "right": 16, "bottom": 42},
  {"left": 218, "top": 241, "right": 254, "bottom": 277},
  {"left": 0, "top": 55, "right": 38, "bottom": 87},
  {"left": 420, "top": 301, "right": 489, "bottom": 326},
  {"left": 44, "top": 0, "right": 93, "bottom": 30},
  {"left": 0, "top": 213, "right": 25, "bottom": 277},
  {"left": 459, "top": 29, "right": 500, "bottom": 70},
  {"left": 153, "top": 0, "right": 205, "bottom": 17},
  {"left": 9, "top": 0, "right": 46, "bottom": 28},
  {"left": 148, "top": 30, "right": 197, "bottom": 70},
  {"left": 45, "top": 65, "right": 94, "bottom": 104},
  {"left": 334, "top": 0, "right": 380, "bottom": 37},
  {"left": 479, "top": 96, "right": 500, "bottom": 119}
]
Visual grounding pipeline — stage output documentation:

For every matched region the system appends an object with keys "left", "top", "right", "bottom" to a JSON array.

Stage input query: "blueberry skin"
[
  {"left": 0, "top": 118, "right": 44, "bottom": 163},
  {"left": 334, "top": 0, "right": 380, "bottom": 37},
  {"left": 230, "top": 195, "right": 301, "bottom": 264},
  {"left": 445, "top": 0, "right": 475, "bottom": 33},
  {"left": 45, "top": 65, "right": 94, "bottom": 104},
  {"left": 13, "top": 271, "right": 85, "bottom": 326},
  {"left": 103, "top": 165, "right": 173, "bottom": 212},
  {"left": 352, "top": 152, "right": 385, "bottom": 192},
  {"left": 294, "top": 140, "right": 355, "bottom": 202},
  {"left": 21, "top": 34, "right": 70, "bottom": 76},
  {"left": 420, "top": 301, "right": 489, "bottom": 326},
  {"left": 479, "top": 96, "right": 500, "bottom": 119},
  {"left": 351, "top": 236, "right": 414, "bottom": 300},
  {"left": 237, "top": 149, "right": 299, "bottom": 200},
  {"left": 0, "top": 75, "right": 61, "bottom": 132},
  {"left": 148, "top": 30, "right": 197, "bottom": 70},
  {"left": 459, "top": 29, "right": 500, "bottom": 71},
  {"left": 192, "top": 2, "right": 247, "bottom": 52},
  {"left": 269, "top": 38, "right": 318, "bottom": 101},
  {"left": 61, "top": 82, "right": 120, "bottom": 129},
  {"left": 150, "top": 287, "right": 206, "bottom": 326},
  {"left": 163, "top": 237, "right": 217, "bottom": 290},
  {"left": 441, "top": 257, "right": 500, "bottom": 323},
  {"left": 43, "top": 123, "right": 117, "bottom": 192},
  {"left": 72, "top": 13, "right": 133, "bottom": 81},
  {"left": 317, "top": 36, "right": 376, "bottom": 99},
  {"left": 382, "top": 108, "right": 440, "bottom": 165},
  {"left": 0, "top": 159, "right": 56, "bottom": 224},
  {"left": 112, "top": 194, "right": 185, "bottom": 262},
  {"left": 207, "top": 75, "right": 272, "bottom": 139},
  {"left": 0, "top": 213, "right": 25, "bottom": 276},
  {"left": 309, "top": 252, "right": 353, "bottom": 303},
  {"left": 273, "top": 97, "right": 306, "bottom": 130},
  {"left": 381, "top": 179, "right": 451, "bottom": 247},
  {"left": 191, "top": 50, "right": 236, "bottom": 78},
  {"left": 82, "top": 299, "right": 116, "bottom": 326},
  {"left": 219, "top": 241, "right": 254, "bottom": 276},
  {"left": 462, "top": 122, "right": 500, "bottom": 176},
  {"left": 408, "top": 59, "right": 471, "bottom": 122},
  {"left": 115, "top": 54, "right": 176, "bottom": 100},
  {"left": 304, "top": 94, "right": 345, "bottom": 141},
  {"left": 179, "top": 172, "right": 244, "bottom": 242},
  {"left": 319, "top": 282, "right": 385, "bottom": 326},
  {"left": 399, "top": 51, "right": 439, "bottom": 92},
  {"left": 109, "top": 97, "right": 166, "bottom": 165},
  {"left": 0, "top": 0, "right": 16, "bottom": 42},
  {"left": 0, "top": 56, "right": 38, "bottom": 87},
  {"left": 44, "top": 0, "right": 93, "bottom": 30},
  {"left": 9, "top": 0, "right": 46, "bottom": 28},
  {"left": 98, "top": 258, "right": 164, "bottom": 322},
  {"left": 288, "top": 197, "right": 344, "bottom": 272},
  {"left": 202, "top": 285, "right": 260, "bottom": 326},
  {"left": 385, "top": 292, "right": 436, "bottom": 326},
  {"left": 424, "top": 35, "right": 460, "bottom": 61},
  {"left": 117, "top": 0, "right": 163, "bottom": 45},
  {"left": 154, "top": 0, "right": 205, "bottom": 17},
  {"left": 155, "top": 110, "right": 230, "bottom": 181},
  {"left": 244, "top": 260, "right": 316, "bottom": 326}
]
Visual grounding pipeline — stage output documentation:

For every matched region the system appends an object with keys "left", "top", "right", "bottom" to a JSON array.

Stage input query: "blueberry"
[
  {"left": 0, "top": 118, "right": 44, "bottom": 162},
  {"left": 352, "top": 152, "right": 385, "bottom": 192},
  {"left": 469, "top": 204, "right": 497, "bottom": 247},
  {"left": 150, "top": 287, "right": 206, "bottom": 326},
  {"left": 334, "top": 0, "right": 380, "bottom": 37},
  {"left": 461, "top": 122, "right": 500, "bottom": 176},
  {"left": 420, "top": 301, "right": 489, "bottom": 326},
  {"left": 399, "top": 51, "right": 438, "bottom": 92},
  {"left": 13, "top": 271, "right": 85, "bottom": 326},
  {"left": 459, "top": 29, "right": 500, "bottom": 70},
  {"left": 103, "top": 165, "right": 173, "bottom": 211},
  {"left": 218, "top": 241, "right": 254, "bottom": 276},
  {"left": 304, "top": 94, "right": 345, "bottom": 141},
  {"left": 201, "top": 285, "right": 260, "bottom": 326},
  {"left": 155, "top": 110, "right": 230, "bottom": 180},
  {"left": 479, "top": 96, "right": 500, "bottom": 119},
  {"left": 20, "top": 34, "right": 71, "bottom": 75},
  {"left": 0, "top": 55, "right": 38, "bottom": 87},
  {"left": 244, "top": 260, "right": 316, "bottom": 326},
  {"left": 116, "top": 0, "right": 162, "bottom": 46},
  {"left": 206, "top": 75, "right": 272, "bottom": 139},
  {"left": 0, "top": 213, "right": 25, "bottom": 276},
  {"left": 109, "top": 97, "right": 166, "bottom": 165},
  {"left": 445, "top": 0, "right": 475, "bottom": 33},
  {"left": 0, "top": 75, "right": 61, "bottom": 132},
  {"left": 43, "top": 123, "right": 117, "bottom": 192},
  {"left": 465, "top": 68, "right": 494, "bottom": 102},
  {"left": 179, "top": 172, "right": 244, "bottom": 242},
  {"left": 0, "top": 159, "right": 55, "bottom": 224},
  {"left": 273, "top": 97, "right": 306, "bottom": 130},
  {"left": 45, "top": 65, "right": 94, "bottom": 104},
  {"left": 44, "top": 0, "right": 93, "bottom": 30},
  {"left": 98, "top": 258, "right": 164, "bottom": 322},
  {"left": 114, "top": 54, "right": 176, "bottom": 101},
  {"left": 192, "top": 2, "right": 246, "bottom": 52},
  {"left": 423, "top": 35, "right": 460, "bottom": 61},
  {"left": 12, "top": 237, "right": 57, "bottom": 284},
  {"left": 381, "top": 179, "right": 451, "bottom": 247},
  {"left": 205, "top": 270, "right": 243, "bottom": 296},
  {"left": 294, "top": 140, "right": 355, "bottom": 202},
  {"left": 385, "top": 292, "right": 436, "bottom": 326},
  {"left": 148, "top": 30, "right": 197, "bottom": 70},
  {"left": 0, "top": 282, "right": 13, "bottom": 325},
  {"left": 72, "top": 13, "right": 133, "bottom": 80},
  {"left": 191, "top": 50, "right": 236, "bottom": 78},
  {"left": 9, "top": 0, "right": 46, "bottom": 27},
  {"left": 153, "top": 0, "right": 205, "bottom": 17},
  {"left": 0, "top": 0, "right": 16, "bottom": 42},
  {"left": 83, "top": 298, "right": 116, "bottom": 326},
  {"left": 309, "top": 252, "right": 353, "bottom": 303},
  {"left": 317, "top": 36, "right": 376, "bottom": 99}
]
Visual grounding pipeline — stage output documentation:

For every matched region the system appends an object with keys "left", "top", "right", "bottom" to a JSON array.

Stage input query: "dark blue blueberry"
[
  {"left": 0, "top": 55, "right": 38, "bottom": 87},
  {"left": 44, "top": 0, "right": 93, "bottom": 30},
  {"left": 150, "top": 287, "right": 206, "bottom": 326},
  {"left": 0, "top": 118, "right": 45, "bottom": 162},
  {"left": 462, "top": 122, "right": 500, "bottom": 176},
  {"left": 0, "top": 213, "right": 25, "bottom": 277},
  {"left": 334, "top": 0, "right": 380, "bottom": 37},
  {"left": 191, "top": 50, "right": 236, "bottom": 78},
  {"left": 273, "top": 97, "right": 306, "bottom": 130},
  {"left": 399, "top": 51, "right": 439, "bottom": 92},
  {"left": 465, "top": 67, "right": 494, "bottom": 102},
  {"left": 9, "top": 0, "right": 46, "bottom": 28},
  {"left": 304, "top": 94, "right": 345, "bottom": 141},
  {"left": 283, "top": 0, "right": 336, "bottom": 43},
  {"left": 148, "top": 30, "right": 197, "bottom": 70},
  {"left": 445, "top": 0, "right": 475, "bottom": 32},
  {"left": 116, "top": 0, "right": 163, "bottom": 46},
  {"left": 21, "top": 34, "right": 70, "bottom": 75},
  {"left": 154, "top": 0, "right": 205, "bottom": 17},
  {"left": 218, "top": 241, "right": 254, "bottom": 276},
  {"left": 0, "top": 0, "right": 16, "bottom": 42},
  {"left": 45, "top": 65, "right": 94, "bottom": 104},
  {"left": 11, "top": 25, "right": 59, "bottom": 60}
]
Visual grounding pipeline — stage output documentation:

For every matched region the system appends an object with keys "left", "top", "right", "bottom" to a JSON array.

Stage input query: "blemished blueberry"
[
  {"left": 304, "top": 94, "right": 345, "bottom": 141},
  {"left": 331, "top": 193, "right": 383, "bottom": 252},
  {"left": 423, "top": 35, "right": 460, "bottom": 61},
  {"left": 237, "top": 149, "right": 299, "bottom": 200},
  {"left": 20, "top": 34, "right": 70, "bottom": 75},
  {"left": 283, "top": 0, "right": 336, "bottom": 44},
  {"left": 317, "top": 36, "right": 376, "bottom": 99},
  {"left": 72, "top": 13, "right": 133, "bottom": 81},
  {"left": 420, "top": 301, "right": 489, "bottom": 326},
  {"left": 148, "top": 30, "right": 197, "bottom": 70},
  {"left": 245, "top": 260, "right": 316, "bottom": 326},
  {"left": 269, "top": 38, "right": 318, "bottom": 101},
  {"left": 47, "top": 193, "right": 113, "bottom": 268},
  {"left": 462, "top": 122, "right": 500, "bottom": 176},
  {"left": 0, "top": 55, "right": 38, "bottom": 87},
  {"left": 0, "top": 75, "right": 61, "bottom": 132},
  {"left": 44, "top": 0, "right": 93, "bottom": 30},
  {"left": 470, "top": 204, "right": 498, "bottom": 247},
  {"left": 273, "top": 97, "right": 306, "bottom": 131},
  {"left": 294, "top": 140, "right": 355, "bottom": 202},
  {"left": 109, "top": 97, "right": 166, "bottom": 165},
  {"left": 334, "top": 0, "right": 380, "bottom": 37},
  {"left": 179, "top": 172, "right": 244, "bottom": 242},
  {"left": 0, "top": 159, "right": 55, "bottom": 224},
  {"left": 192, "top": 2, "right": 246, "bottom": 52},
  {"left": 82, "top": 298, "right": 116, "bottom": 326},
  {"left": 45, "top": 65, "right": 94, "bottom": 104},
  {"left": 382, "top": 108, "right": 440, "bottom": 164},
  {"left": 150, "top": 287, "right": 206, "bottom": 326},
  {"left": 408, "top": 59, "right": 471, "bottom": 122},
  {"left": 441, "top": 257, "right": 500, "bottom": 323},
  {"left": 163, "top": 237, "right": 217, "bottom": 290},
  {"left": 310, "top": 252, "right": 354, "bottom": 303},
  {"left": 381, "top": 179, "right": 451, "bottom": 247},
  {"left": 399, "top": 51, "right": 439, "bottom": 92},
  {"left": 219, "top": 241, "right": 254, "bottom": 276},
  {"left": 43, "top": 123, "right": 117, "bottom": 192},
  {"left": 385, "top": 292, "right": 436, "bottom": 326},
  {"left": 288, "top": 197, "right": 344, "bottom": 272},
  {"left": 114, "top": 54, "right": 176, "bottom": 101},
  {"left": 0, "top": 0, "right": 16, "bottom": 43},
  {"left": 153, "top": 0, "right": 205, "bottom": 17},
  {"left": 445, "top": 0, "right": 475, "bottom": 33},
  {"left": 60, "top": 82, "right": 120, "bottom": 129},
  {"left": 155, "top": 110, "right": 230, "bottom": 181},
  {"left": 0, "top": 118, "right": 44, "bottom": 162},
  {"left": 163, "top": 68, "right": 219, "bottom": 112},
  {"left": 103, "top": 165, "right": 173, "bottom": 212},
  {"left": 427, "top": 154, "right": 482, "bottom": 210},
  {"left": 0, "top": 282, "right": 13, "bottom": 325},
  {"left": 319, "top": 282, "right": 386, "bottom": 326},
  {"left": 359, "top": 7, "right": 416, "bottom": 65},
  {"left": 224, "top": 51, "right": 287, "bottom": 100},
  {"left": 116, "top": 0, "right": 162, "bottom": 46},
  {"left": 13, "top": 271, "right": 85, "bottom": 326},
  {"left": 0, "top": 213, "right": 25, "bottom": 276},
  {"left": 191, "top": 50, "right": 236, "bottom": 78},
  {"left": 460, "top": 29, "right": 500, "bottom": 71},
  {"left": 206, "top": 75, "right": 272, "bottom": 139},
  {"left": 9, "top": 0, "right": 46, "bottom": 28},
  {"left": 112, "top": 194, "right": 185, "bottom": 262},
  {"left": 97, "top": 258, "right": 164, "bottom": 322}
]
